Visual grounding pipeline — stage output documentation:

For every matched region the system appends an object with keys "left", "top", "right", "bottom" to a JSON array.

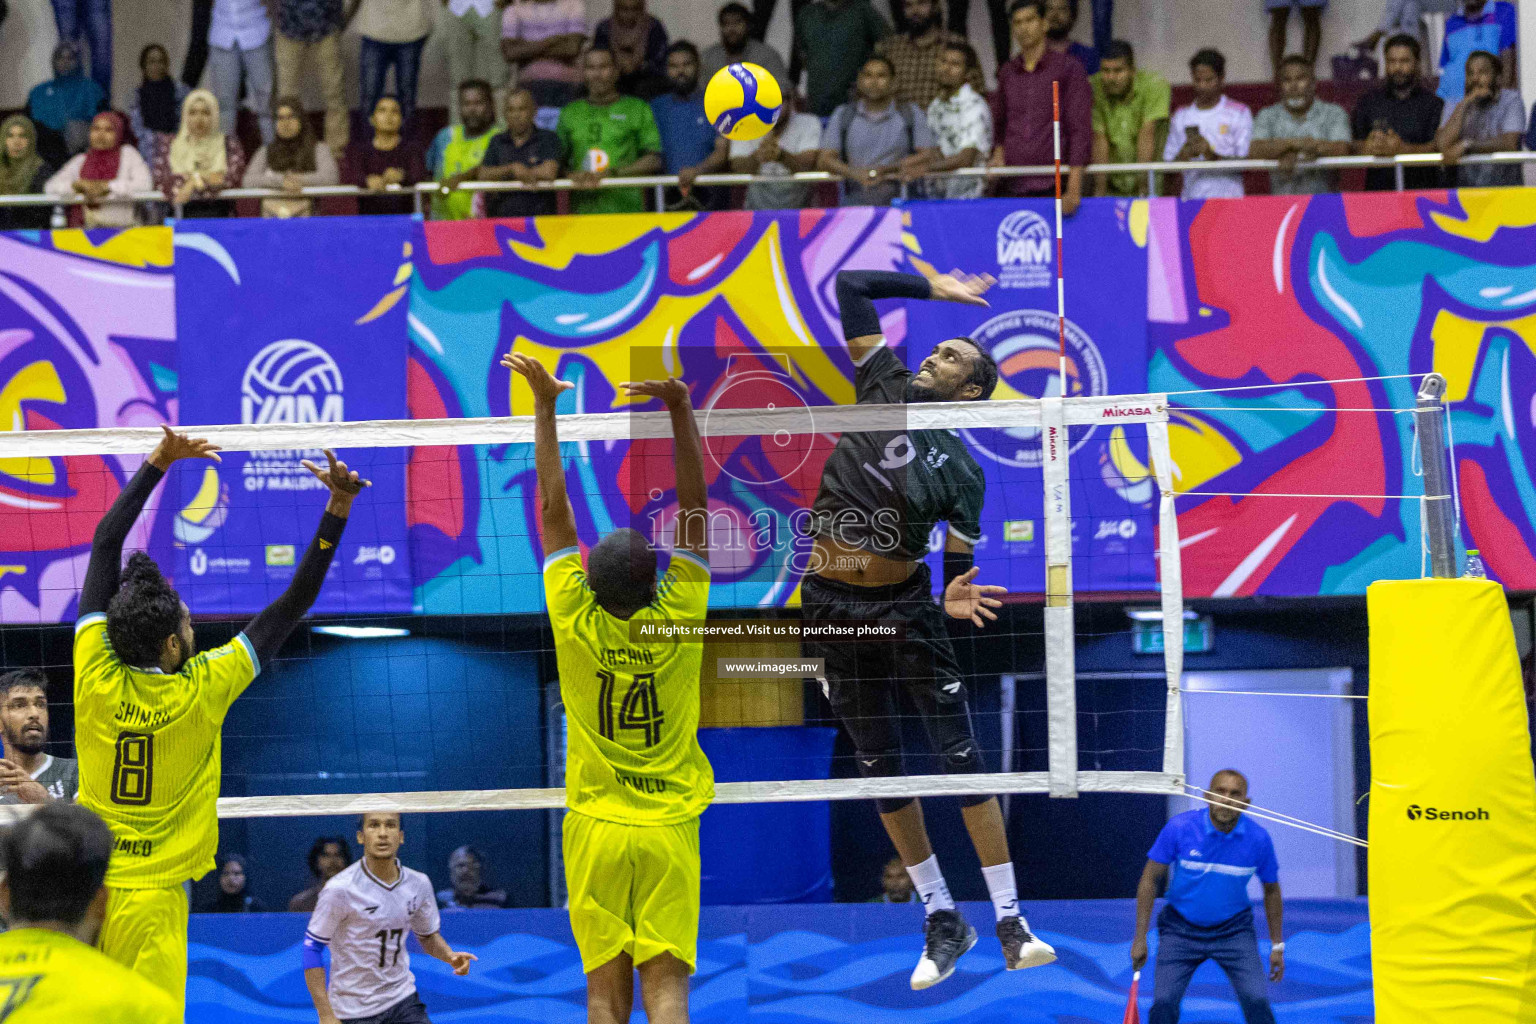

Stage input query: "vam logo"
[
  {"left": 996, "top": 210, "right": 1053, "bottom": 289},
  {"left": 241, "top": 340, "right": 344, "bottom": 425},
  {"left": 190, "top": 549, "right": 208, "bottom": 576}
]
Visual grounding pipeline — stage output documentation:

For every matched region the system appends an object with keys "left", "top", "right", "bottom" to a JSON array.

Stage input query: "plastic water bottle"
[{"left": 1463, "top": 549, "right": 1486, "bottom": 579}]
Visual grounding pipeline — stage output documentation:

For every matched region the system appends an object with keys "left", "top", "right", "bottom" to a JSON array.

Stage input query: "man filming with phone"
[{"left": 1163, "top": 47, "right": 1252, "bottom": 199}]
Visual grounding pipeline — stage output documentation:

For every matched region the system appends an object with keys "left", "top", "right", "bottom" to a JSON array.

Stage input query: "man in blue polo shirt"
[{"left": 1130, "top": 769, "right": 1284, "bottom": 1024}]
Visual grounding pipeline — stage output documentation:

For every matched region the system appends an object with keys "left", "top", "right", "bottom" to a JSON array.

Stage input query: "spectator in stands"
[
  {"left": 206, "top": 0, "right": 276, "bottom": 145},
  {"left": 730, "top": 94, "right": 822, "bottom": 209},
  {"left": 1267, "top": 0, "right": 1326, "bottom": 80},
  {"left": 274, "top": 0, "right": 349, "bottom": 157},
  {"left": 701, "top": 3, "right": 791, "bottom": 99},
  {"left": 201, "top": 854, "right": 266, "bottom": 913},
  {"left": 819, "top": 55, "right": 934, "bottom": 206},
  {"left": 1163, "top": 48, "right": 1251, "bottom": 200},
  {"left": 0, "top": 117, "right": 53, "bottom": 232},
  {"left": 430, "top": 79, "right": 500, "bottom": 220},
  {"left": 288, "top": 837, "right": 351, "bottom": 913},
  {"left": 1437, "top": 49, "right": 1524, "bottom": 187},
  {"left": 474, "top": 87, "right": 562, "bottom": 217},
  {"left": 926, "top": 40, "right": 991, "bottom": 199},
  {"left": 557, "top": 48, "right": 663, "bottom": 214},
  {"left": 654, "top": 41, "right": 730, "bottom": 210},
  {"left": 1352, "top": 33, "right": 1444, "bottom": 191},
  {"left": 1090, "top": 40, "right": 1169, "bottom": 197},
  {"left": 1354, "top": 0, "right": 1459, "bottom": 59},
  {"left": 45, "top": 112, "right": 151, "bottom": 229},
  {"left": 438, "top": 0, "right": 510, "bottom": 122},
  {"left": 347, "top": 95, "right": 428, "bottom": 215},
  {"left": 1249, "top": 55, "right": 1350, "bottom": 194},
  {"left": 436, "top": 846, "right": 508, "bottom": 910},
  {"left": 1045, "top": 0, "right": 1098, "bottom": 74},
  {"left": 0, "top": 669, "right": 78, "bottom": 804},
  {"left": 130, "top": 44, "right": 189, "bottom": 169},
  {"left": 1438, "top": 0, "right": 1516, "bottom": 105},
  {"left": 28, "top": 42, "right": 107, "bottom": 159},
  {"left": 353, "top": 0, "right": 433, "bottom": 131},
  {"left": 594, "top": 0, "right": 670, "bottom": 100},
  {"left": 989, "top": 0, "right": 1091, "bottom": 211},
  {"left": 157, "top": 89, "right": 246, "bottom": 217},
  {"left": 877, "top": 0, "right": 983, "bottom": 110},
  {"left": 798, "top": 0, "right": 891, "bottom": 118},
  {"left": 246, "top": 97, "right": 341, "bottom": 218},
  {"left": 48, "top": 0, "right": 112, "bottom": 98},
  {"left": 874, "top": 856, "right": 919, "bottom": 903},
  {"left": 500, "top": 0, "right": 588, "bottom": 123}
]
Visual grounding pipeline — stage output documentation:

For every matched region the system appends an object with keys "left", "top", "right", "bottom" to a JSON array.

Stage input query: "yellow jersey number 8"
[{"left": 111, "top": 732, "right": 154, "bottom": 805}]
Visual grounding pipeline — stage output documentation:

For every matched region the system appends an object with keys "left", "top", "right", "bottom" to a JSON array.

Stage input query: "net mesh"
[{"left": 0, "top": 388, "right": 1183, "bottom": 819}]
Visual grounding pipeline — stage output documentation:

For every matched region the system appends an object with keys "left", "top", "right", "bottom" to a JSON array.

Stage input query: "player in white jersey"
[{"left": 302, "top": 813, "right": 477, "bottom": 1024}]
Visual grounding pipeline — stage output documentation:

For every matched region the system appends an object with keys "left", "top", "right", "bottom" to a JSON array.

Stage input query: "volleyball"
[{"left": 704, "top": 62, "right": 782, "bottom": 141}]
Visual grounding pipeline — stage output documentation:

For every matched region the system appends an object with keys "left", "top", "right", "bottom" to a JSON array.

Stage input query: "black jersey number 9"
[
  {"left": 597, "top": 670, "right": 664, "bottom": 747},
  {"left": 111, "top": 732, "right": 154, "bottom": 806}
]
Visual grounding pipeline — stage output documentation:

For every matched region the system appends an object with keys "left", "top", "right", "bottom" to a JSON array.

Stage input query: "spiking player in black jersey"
[{"left": 803, "top": 268, "right": 1057, "bottom": 989}]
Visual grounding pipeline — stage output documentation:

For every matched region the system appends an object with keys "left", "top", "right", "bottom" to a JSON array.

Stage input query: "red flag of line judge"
[{"left": 1122, "top": 971, "right": 1141, "bottom": 1024}]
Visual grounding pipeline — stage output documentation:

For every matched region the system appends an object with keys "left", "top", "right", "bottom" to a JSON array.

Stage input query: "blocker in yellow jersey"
[
  {"left": 505, "top": 350, "right": 711, "bottom": 1019},
  {"left": 68, "top": 426, "right": 370, "bottom": 1008},
  {"left": 74, "top": 614, "right": 258, "bottom": 890},
  {"left": 545, "top": 546, "right": 714, "bottom": 826}
]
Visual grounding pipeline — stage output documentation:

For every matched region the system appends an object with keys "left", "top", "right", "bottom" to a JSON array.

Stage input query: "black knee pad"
[
  {"left": 941, "top": 737, "right": 993, "bottom": 807},
  {"left": 856, "top": 749, "right": 914, "bottom": 814}
]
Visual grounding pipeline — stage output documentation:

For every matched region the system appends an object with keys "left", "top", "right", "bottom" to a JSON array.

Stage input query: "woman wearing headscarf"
[
  {"left": 153, "top": 88, "right": 245, "bottom": 218},
  {"left": 345, "top": 94, "right": 426, "bottom": 216},
  {"left": 198, "top": 854, "right": 266, "bottom": 913},
  {"left": 26, "top": 41, "right": 107, "bottom": 159},
  {"left": 0, "top": 116, "right": 53, "bottom": 231},
  {"left": 45, "top": 111, "right": 152, "bottom": 228},
  {"left": 129, "top": 44, "right": 189, "bottom": 167},
  {"left": 246, "top": 97, "right": 339, "bottom": 219}
]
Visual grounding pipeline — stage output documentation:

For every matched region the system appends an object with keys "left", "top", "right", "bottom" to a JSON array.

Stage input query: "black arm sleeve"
[
  {"left": 943, "top": 549, "right": 974, "bottom": 591},
  {"left": 835, "top": 270, "right": 932, "bottom": 343},
  {"left": 79, "top": 462, "right": 166, "bottom": 618},
  {"left": 243, "top": 511, "right": 348, "bottom": 668}
]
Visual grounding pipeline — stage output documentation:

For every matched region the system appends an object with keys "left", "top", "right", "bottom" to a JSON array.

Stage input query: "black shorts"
[
  {"left": 343, "top": 993, "right": 431, "bottom": 1024},
  {"left": 801, "top": 562, "right": 980, "bottom": 763}
]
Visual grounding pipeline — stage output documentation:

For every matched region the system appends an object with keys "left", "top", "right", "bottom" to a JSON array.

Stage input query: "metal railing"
[{"left": 6, "top": 150, "right": 1532, "bottom": 220}]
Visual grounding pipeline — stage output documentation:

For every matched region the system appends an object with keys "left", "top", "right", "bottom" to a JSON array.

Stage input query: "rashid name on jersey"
[{"left": 544, "top": 547, "right": 714, "bottom": 826}]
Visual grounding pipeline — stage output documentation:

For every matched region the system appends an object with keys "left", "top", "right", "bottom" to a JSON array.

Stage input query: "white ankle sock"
[
  {"left": 905, "top": 855, "right": 955, "bottom": 915},
  {"left": 981, "top": 861, "right": 1020, "bottom": 922}
]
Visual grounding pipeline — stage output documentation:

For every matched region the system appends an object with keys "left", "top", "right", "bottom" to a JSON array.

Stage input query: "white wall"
[{"left": 0, "top": 0, "right": 1387, "bottom": 112}]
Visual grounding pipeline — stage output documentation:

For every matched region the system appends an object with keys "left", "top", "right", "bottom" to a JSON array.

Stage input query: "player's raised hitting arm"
[
  {"left": 834, "top": 267, "right": 995, "bottom": 364},
  {"left": 79, "top": 425, "right": 221, "bottom": 618},
  {"left": 242, "top": 449, "right": 370, "bottom": 669},
  {"left": 622, "top": 377, "right": 708, "bottom": 561},
  {"left": 502, "top": 352, "right": 578, "bottom": 555}
]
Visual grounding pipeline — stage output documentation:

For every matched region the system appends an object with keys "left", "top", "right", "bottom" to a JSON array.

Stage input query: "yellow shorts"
[
  {"left": 98, "top": 884, "right": 189, "bottom": 1015},
  {"left": 563, "top": 811, "right": 700, "bottom": 974}
]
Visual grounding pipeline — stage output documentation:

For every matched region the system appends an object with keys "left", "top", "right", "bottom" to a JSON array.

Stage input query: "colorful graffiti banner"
[
  {"left": 174, "top": 217, "right": 414, "bottom": 614},
  {"left": 903, "top": 198, "right": 1154, "bottom": 592},
  {"left": 0, "top": 228, "right": 178, "bottom": 624},
  {"left": 1148, "top": 191, "right": 1536, "bottom": 595}
]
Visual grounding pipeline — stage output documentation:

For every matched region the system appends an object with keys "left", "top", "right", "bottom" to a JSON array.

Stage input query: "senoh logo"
[
  {"left": 1406, "top": 803, "right": 1490, "bottom": 822},
  {"left": 241, "top": 340, "right": 344, "bottom": 425},
  {"left": 996, "top": 210, "right": 1053, "bottom": 289}
]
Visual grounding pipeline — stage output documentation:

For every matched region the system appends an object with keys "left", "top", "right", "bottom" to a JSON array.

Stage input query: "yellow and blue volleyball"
[{"left": 704, "top": 62, "right": 783, "bottom": 141}]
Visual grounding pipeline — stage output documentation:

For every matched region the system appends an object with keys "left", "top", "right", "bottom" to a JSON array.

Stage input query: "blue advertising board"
[{"left": 173, "top": 217, "right": 414, "bottom": 614}]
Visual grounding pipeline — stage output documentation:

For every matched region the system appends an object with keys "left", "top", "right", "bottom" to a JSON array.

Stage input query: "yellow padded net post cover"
[{"left": 1368, "top": 579, "right": 1536, "bottom": 1022}]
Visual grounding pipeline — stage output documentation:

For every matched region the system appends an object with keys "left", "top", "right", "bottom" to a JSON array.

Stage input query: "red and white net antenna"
[{"left": 1051, "top": 79, "right": 1067, "bottom": 389}]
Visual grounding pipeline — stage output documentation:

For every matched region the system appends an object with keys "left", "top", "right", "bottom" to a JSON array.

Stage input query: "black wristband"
[{"left": 943, "top": 549, "right": 974, "bottom": 590}]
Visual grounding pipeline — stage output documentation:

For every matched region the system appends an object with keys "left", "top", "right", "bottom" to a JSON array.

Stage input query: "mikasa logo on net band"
[{"left": 1405, "top": 804, "right": 1490, "bottom": 822}]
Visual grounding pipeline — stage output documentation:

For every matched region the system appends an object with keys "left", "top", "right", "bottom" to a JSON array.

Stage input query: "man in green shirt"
[
  {"left": 797, "top": 0, "right": 891, "bottom": 118},
  {"left": 1089, "top": 40, "right": 1170, "bottom": 198},
  {"left": 557, "top": 47, "right": 664, "bottom": 215}
]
